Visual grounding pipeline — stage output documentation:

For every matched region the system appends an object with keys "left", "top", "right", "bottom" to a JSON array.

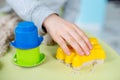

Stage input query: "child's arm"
[
  {"left": 7, "top": 0, "right": 92, "bottom": 55},
  {"left": 7, "top": 0, "right": 56, "bottom": 35}
]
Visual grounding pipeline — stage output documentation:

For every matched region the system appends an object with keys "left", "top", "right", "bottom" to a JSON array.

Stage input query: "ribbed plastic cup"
[
  {"left": 13, "top": 47, "right": 46, "bottom": 67},
  {"left": 11, "top": 21, "right": 43, "bottom": 49}
]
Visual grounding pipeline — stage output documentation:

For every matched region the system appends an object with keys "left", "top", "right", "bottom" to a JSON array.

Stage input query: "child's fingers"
[
  {"left": 61, "top": 32, "right": 84, "bottom": 55},
  {"left": 68, "top": 29, "right": 90, "bottom": 55},
  {"left": 54, "top": 36, "right": 70, "bottom": 55},
  {"left": 73, "top": 24, "right": 92, "bottom": 50}
]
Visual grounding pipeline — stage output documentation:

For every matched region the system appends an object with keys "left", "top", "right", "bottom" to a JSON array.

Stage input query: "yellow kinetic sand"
[{"left": 56, "top": 38, "right": 106, "bottom": 69}]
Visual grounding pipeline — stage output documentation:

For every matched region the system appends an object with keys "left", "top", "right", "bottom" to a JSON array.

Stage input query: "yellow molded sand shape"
[{"left": 56, "top": 38, "right": 106, "bottom": 69}]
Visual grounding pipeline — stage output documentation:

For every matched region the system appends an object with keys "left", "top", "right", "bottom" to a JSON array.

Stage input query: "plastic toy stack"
[
  {"left": 56, "top": 38, "right": 106, "bottom": 70},
  {"left": 11, "top": 21, "right": 46, "bottom": 67}
]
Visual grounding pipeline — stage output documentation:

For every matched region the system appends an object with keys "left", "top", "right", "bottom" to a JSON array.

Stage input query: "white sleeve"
[{"left": 7, "top": 0, "right": 57, "bottom": 35}]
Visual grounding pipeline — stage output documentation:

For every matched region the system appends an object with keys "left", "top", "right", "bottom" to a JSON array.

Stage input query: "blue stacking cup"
[{"left": 11, "top": 21, "right": 43, "bottom": 49}]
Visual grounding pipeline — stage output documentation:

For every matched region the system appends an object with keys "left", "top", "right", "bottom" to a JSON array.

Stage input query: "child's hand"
[{"left": 43, "top": 14, "right": 92, "bottom": 55}]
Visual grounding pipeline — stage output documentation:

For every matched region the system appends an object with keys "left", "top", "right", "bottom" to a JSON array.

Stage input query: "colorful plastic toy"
[
  {"left": 56, "top": 38, "right": 106, "bottom": 70},
  {"left": 11, "top": 21, "right": 46, "bottom": 67}
]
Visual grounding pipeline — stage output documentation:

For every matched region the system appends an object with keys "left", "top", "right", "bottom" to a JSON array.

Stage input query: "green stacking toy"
[
  {"left": 13, "top": 47, "right": 45, "bottom": 67},
  {"left": 11, "top": 21, "right": 46, "bottom": 67}
]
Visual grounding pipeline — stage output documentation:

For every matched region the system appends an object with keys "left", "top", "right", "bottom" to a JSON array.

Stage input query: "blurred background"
[
  {"left": 0, "top": 0, "right": 120, "bottom": 55},
  {"left": 75, "top": 0, "right": 120, "bottom": 55},
  {"left": 103, "top": 0, "right": 120, "bottom": 55}
]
